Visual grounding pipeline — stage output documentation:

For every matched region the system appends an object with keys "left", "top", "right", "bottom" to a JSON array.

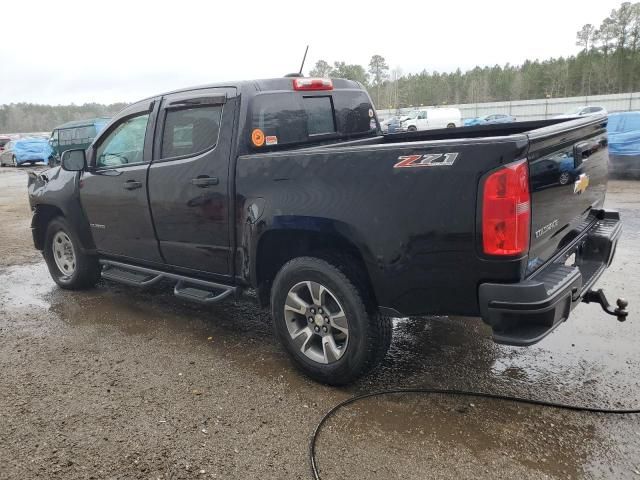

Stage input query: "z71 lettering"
[{"left": 394, "top": 152, "right": 459, "bottom": 168}]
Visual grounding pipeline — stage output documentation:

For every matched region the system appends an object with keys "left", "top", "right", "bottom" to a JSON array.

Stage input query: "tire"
[
  {"left": 42, "top": 217, "right": 100, "bottom": 290},
  {"left": 271, "top": 256, "right": 392, "bottom": 385},
  {"left": 559, "top": 171, "right": 570, "bottom": 185},
  {"left": 407, "top": 125, "right": 417, "bottom": 132},
  {"left": 447, "top": 123, "right": 456, "bottom": 128},
  {"left": 12, "top": 156, "right": 17, "bottom": 167}
]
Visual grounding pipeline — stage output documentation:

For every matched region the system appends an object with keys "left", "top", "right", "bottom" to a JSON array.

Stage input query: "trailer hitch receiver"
[{"left": 582, "top": 289, "right": 629, "bottom": 322}]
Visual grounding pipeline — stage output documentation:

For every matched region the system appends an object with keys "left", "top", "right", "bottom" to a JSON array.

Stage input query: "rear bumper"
[
  {"left": 479, "top": 209, "right": 622, "bottom": 346},
  {"left": 16, "top": 155, "right": 46, "bottom": 164}
]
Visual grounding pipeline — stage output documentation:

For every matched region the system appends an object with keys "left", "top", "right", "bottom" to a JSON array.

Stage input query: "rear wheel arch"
[{"left": 254, "top": 228, "right": 378, "bottom": 310}]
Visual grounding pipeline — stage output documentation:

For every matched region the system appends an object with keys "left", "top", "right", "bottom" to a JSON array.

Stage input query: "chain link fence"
[{"left": 377, "top": 92, "right": 640, "bottom": 121}]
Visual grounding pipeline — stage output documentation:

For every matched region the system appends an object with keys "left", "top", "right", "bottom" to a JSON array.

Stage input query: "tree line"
[
  {"left": 0, "top": 103, "right": 127, "bottom": 134},
  {"left": 311, "top": 2, "right": 640, "bottom": 109},
  {"left": 2, "top": 2, "right": 639, "bottom": 132}
]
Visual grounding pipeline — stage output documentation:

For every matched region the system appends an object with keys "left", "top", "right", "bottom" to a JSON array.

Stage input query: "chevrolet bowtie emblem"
[{"left": 574, "top": 173, "right": 590, "bottom": 194}]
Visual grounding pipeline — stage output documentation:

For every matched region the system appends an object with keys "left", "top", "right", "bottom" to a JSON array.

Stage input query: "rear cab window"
[{"left": 249, "top": 85, "right": 376, "bottom": 149}]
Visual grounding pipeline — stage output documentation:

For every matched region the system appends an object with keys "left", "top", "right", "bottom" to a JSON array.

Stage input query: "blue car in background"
[
  {"left": 607, "top": 111, "right": 640, "bottom": 177},
  {"left": 0, "top": 137, "right": 52, "bottom": 167},
  {"left": 464, "top": 113, "right": 516, "bottom": 126}
]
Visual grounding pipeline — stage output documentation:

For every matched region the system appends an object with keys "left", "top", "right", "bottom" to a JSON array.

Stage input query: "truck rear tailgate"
[{"left": 526, "top": 116, "right": 609, "bottom": 275}]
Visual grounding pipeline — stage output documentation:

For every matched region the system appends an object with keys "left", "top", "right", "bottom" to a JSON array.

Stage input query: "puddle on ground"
[
  {"left": 2, "top": 259, "right": 638, "bottom": 479},
  {"left": 0, "top": 263, "right": 54, "bottom": 309}
]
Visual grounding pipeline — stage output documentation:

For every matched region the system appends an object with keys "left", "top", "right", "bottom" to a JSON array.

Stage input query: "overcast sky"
[{"left": 0, "top": 0, "right": 622, "bottom": 105}]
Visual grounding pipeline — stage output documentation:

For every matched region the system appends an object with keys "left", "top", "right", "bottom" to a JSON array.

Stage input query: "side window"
[
  {"left": 59, "top": 128, "right": 74, "bottom": 144},
  {"left": 95, "top": 113, "right": 149, "bottom": 168},
  {"left": 161, "top": 105, "right": 222, "bottom": 159}
]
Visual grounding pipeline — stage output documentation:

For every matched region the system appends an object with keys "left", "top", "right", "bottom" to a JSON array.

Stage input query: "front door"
[
  {"left": 79, "top": 100, "right": 162, "bottom": 263},
  {"left": 147, "top": 87, "right": 236, "bottom": 276}
]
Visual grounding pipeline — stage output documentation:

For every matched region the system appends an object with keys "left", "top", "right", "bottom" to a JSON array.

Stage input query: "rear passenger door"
[{"left": 147, "top": 88, "right": 236, "bottom": 277}]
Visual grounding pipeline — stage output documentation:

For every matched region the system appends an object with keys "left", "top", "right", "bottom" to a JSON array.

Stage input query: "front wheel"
[
  {"left": 407, "top": 125, "right": 417, "bottom": 132},
  {"left": 447, "top": 123, "right": 456, "bottom": 128},
  {"left": 43, "top": 217, "right": 100, "bottom": 290},
  {"left": 271, "top": 256, "right": 391, "bottom": 385}
]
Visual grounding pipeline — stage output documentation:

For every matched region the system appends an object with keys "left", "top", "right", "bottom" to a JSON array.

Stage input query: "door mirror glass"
[{"left": 61, "top": 149, "right": 86, "bottom": 171}]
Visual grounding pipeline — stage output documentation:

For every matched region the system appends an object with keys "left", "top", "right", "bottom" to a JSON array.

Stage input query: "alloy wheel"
[{"left": 283, "top": 281, "right": 349, "bottom": 364}]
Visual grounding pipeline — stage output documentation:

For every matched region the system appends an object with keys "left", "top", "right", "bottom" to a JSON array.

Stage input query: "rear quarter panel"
[{"left": 236, "top": 138, "right": 529, "bottom": 316}]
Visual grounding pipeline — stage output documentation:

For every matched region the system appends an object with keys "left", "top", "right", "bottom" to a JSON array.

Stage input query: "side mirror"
[{"left": 61, "top": 149, "right": 86, "bottom": 171}]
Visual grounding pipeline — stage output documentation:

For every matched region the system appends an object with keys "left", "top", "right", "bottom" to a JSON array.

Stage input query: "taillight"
[
  {"left": 292, "top": 78, "right": 333, "bottom": 91},
  {"left": 482, "top": 159, "right": 530, "bottom": 256}
]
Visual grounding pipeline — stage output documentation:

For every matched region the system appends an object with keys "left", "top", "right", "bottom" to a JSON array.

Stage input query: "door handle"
[
  {"left": 123, "top": 180, "right": 142, "bottom": 190},
  {"left": 190, "top": 176, "right": 219, "bottom": 187}
]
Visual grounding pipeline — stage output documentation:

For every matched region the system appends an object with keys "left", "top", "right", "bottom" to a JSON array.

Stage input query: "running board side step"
[{"left": 99, "top": 259, "right": 238, "bottom": 305}]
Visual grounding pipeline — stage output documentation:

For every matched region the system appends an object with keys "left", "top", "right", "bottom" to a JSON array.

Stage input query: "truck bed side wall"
[{"left": 235, "top": 138, "right": 529, "bottom": 316}]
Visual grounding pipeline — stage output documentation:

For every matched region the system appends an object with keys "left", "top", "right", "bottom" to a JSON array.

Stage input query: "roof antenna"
[
  {"left": 284, "top": 45, "right": 309, "bottom": 78},
  {"left": 299, "top": 45, "right": 309, "bottom": 75}
]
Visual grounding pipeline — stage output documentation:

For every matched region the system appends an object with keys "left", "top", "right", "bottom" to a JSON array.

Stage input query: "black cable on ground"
[{"left": 310, "top": 387, "right": 640, "bottom": 480}]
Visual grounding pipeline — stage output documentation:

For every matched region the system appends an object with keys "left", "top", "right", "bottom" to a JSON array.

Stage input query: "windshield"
[{"left": 566, "top": 107, "right": 585, "bottom": 115}]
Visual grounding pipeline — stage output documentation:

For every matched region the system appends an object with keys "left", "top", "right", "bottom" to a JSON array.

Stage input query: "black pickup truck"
[{"left": 28, "top": 76, "right": 626, "bottom": 385}]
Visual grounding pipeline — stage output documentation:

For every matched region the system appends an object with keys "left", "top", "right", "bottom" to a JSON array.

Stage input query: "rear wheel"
[
  {"left": 271, "top": 256, "right": 391, "bottom": 385},
  {"left": 43, "top": 217, "right": 100, "bottom": 290},
  {"left": 447, "top": 123, "right": 456, "bottom": 128}
]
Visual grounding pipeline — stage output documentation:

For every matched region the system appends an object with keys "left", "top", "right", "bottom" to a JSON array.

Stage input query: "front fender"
[{"left": 28, "top": 167, "right": 96, "bottom": 253}]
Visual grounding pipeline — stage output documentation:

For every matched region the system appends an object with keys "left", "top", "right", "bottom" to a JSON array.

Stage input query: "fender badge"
[
  {"left": 394, "top": 153, "right": 459, "bottom": 168},
  {"left": 574, "top": 173, "right": 589, "bottom": 194}
]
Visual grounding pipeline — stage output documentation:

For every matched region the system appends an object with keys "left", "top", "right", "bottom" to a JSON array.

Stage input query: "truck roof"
[
  {"left": 55, "top": 117, "right": 111, "bottom": 130},
  {"left": 134, "top": 77, "right": 365, "bottom": 104}
]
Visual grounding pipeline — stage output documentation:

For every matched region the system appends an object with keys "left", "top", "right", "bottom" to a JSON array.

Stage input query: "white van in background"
[{"left": 400, "top": 107, "right": 462, "bottom": 131}]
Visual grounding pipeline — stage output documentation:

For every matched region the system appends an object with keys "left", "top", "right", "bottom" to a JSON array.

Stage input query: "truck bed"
[{"left": 236, "top": 115, "right": 609, "bottom": 318}]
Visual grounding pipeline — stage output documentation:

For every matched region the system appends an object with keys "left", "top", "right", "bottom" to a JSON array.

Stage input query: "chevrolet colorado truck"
[{"left": 27, "top": 76, "right": 626, "bottom": 385}]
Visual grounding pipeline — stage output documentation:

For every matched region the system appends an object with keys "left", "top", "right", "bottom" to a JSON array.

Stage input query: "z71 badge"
[{"left": 394, "top": 153, "right": 459, "bottom": 168}]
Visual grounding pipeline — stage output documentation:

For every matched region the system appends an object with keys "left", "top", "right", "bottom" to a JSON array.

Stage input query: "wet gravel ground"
[{"left": 0, "top": 166, "right": 639, "bottom": 479}]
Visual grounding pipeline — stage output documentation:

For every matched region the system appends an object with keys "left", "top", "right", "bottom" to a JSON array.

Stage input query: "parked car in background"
[
  {"left": 464, "top": 113, "right": 516, "bottom": 126},
  {"left": 0, "top": 137, "right": 10, "bottom": 153},
  {"left": 607, "top": 111, "right": 640, "bottom": 177},
  {"left": 381, "top": 115, "right": 407, "bottom": 133},
  {"left": 0, "top": 138, "right": 51, "bottom": 166},
  {"left": 48, "top": 118, "right": 110, "bottom": 166},
  {"left": 555, "top": 106, "right": 607, "bottom": 118},
  {"left": 399, "top": 107, "right": 462, "bottom": 131}
]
